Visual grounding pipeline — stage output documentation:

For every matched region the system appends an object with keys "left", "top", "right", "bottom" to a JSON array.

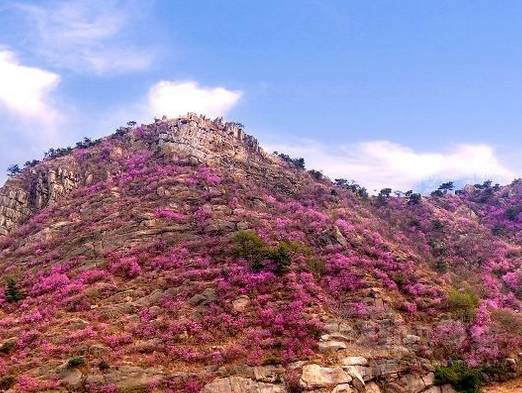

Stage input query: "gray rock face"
[
  {"left": 156, "top": 114, "right": 266, "bottom": 164},
  {"left": 84, "top": 365, "right": 164, "bottom": 392},
  {"left": 202, "top": 376, "right": 285, "bottom": 393},
  {"left": 0, "top": 184, "right": 31, "bottom": 236},
  {"left": 341, "top": 356, "right": 369, "bottom": 366},
  {"left": 300, "top": 364, "right": 352, "bottom": 390},
  {"left": 318, "top": 340, "right": 347, "bottom": 352},
  {"left": 398, "top": 373, "right": 425, "bottom": 393},
  {"left": 29, "top": 167, "right": 79, "bottom": 209},
  {"left": 0, "top": 167, "right": 79, "bottom": 237}
]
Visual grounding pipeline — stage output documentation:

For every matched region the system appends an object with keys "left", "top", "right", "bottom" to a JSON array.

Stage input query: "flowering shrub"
[
  {"left": 15, "top": 375, "right": 59, "bottom": 392},
  {"left": 153, "top": 208, "right": 187, "bottom": 221},
  {"left": 108, "top": 256, "right": 141, "bottom": 278},
  {"left": 432, "top": 320, "right": 467, "bottom": 358},
  {"left": 197, "top": 166, "right": 221, "bottom": 185},
  {"left": 30, "top": 273, "right": 69, "bottom": 296}
]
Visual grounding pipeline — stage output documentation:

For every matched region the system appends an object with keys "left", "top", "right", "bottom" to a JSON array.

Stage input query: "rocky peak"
[
  {"left": 149, "top": 113, "right": 266, "bottom": 162},
  {"left": 0, "top": 114, "right": 268, "bottom": 237}
]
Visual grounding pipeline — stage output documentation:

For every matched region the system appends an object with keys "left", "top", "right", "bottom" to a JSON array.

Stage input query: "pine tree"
[{"left": 5, "top": 278, "right": 23, "bottom": 303}]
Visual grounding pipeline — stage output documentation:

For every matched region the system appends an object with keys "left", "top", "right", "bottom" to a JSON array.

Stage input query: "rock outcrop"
[
  {"left": 0, "top": 114, "right": 268, "bottom": 238},
  {"left": 0, "top": 167, "right": 80, "bottom": 236}
]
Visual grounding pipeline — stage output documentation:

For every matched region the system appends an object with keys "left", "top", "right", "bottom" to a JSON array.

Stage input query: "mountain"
[{"left": 0, "top": 114, "right": 520, "bottom": 393}]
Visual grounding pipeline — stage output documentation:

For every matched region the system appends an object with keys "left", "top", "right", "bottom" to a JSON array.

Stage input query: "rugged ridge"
[{"left": 0, "top": 114, "right": 266, "bottom": 238}]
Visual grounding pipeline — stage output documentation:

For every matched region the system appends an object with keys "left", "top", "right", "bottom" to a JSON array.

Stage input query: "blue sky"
[{"left": 1, "top": 0, "right": 522, "bottom": 191}]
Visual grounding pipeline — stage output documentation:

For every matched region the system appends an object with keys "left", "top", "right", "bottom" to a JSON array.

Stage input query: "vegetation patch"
[{"left": 435, "top": 361, "right": 483, "bottom": 393}]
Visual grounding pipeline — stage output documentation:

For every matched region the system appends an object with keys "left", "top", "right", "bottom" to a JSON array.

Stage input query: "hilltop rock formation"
[{"left": 0, "top": 114, "right": 266, "bottom": 238}]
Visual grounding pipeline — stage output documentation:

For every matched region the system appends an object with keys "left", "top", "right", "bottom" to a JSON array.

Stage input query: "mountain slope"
[{"left": 0, "top": 114, "right": 520, "bottom": 393}]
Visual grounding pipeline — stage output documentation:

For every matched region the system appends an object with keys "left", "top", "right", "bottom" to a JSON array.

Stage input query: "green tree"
[
  {"left": 448, "top": 289, "right": 479, "bottom": 321},
  {"left": 7, "top": 164, "right": 21, "bottom": 177},
  {"left": 5, "top": 278, "right": 23, "bottom": 303}
]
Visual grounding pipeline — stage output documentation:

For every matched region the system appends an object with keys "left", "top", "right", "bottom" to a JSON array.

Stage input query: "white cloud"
[
  {"left": 13, "top": 0, "right": 153, "bottom": 74},
  {"left": 0, "top": 49, "right": 60, "bottom": 123},
  {"left": 265, "top": 139, "right": 514, "bottom": 192},
  {"left": 148, "top": 81, "right": 242, "bottom": 119}
]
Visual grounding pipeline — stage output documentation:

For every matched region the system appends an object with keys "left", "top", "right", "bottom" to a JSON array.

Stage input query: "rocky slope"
[{"left": 0, "top": 114, "right": 520, "bottom": 393}]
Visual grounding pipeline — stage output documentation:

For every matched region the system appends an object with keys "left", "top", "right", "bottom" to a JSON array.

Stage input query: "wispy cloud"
[
  {"left": 265, "top": 139, "right": 514, "bottom": 192},
  {"left": 148, "top": 81, "right": 242, "bottom": 119},
  {"left": 12, "top": 0, "right": 155, "bottom": 74},
  {"left": 0, "top": 49, "right": 60, "bottom": 123}
]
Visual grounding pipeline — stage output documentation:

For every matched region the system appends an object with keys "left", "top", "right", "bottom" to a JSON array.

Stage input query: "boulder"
[
  {"left": 403, "top": 335, "right": 421, "bottom": 345},
  {"left": 398, "top": 374, "right": 424, "bottom": 393},
  {"left": 319, "top": 341, "right": 347, "bottom": 352},
  {"left": 332, "top": 384, "right": 352, "bottom": 393},
  {"left": 342, "top": 366, "right": 373, "bottom": 382},
  {"left": 344, "top": 366, "right": 365, "bottom": 390},
  {"left": 232, "top": 295, "right": 250, "bottom": 312},
  {"left": 333, "top": 225, "right": 348, "bottom": 247},
  {"left": 300, "top": 365, "right": 352, "bottom": 389},
  {"left": 341, "top": 356, "right": 368, "bottom": 366},
  {"left": 230, "top": 377, "right": 259, "bottom": 392},
  {"left": 253, "top": 365, "right": 284, "bottom": 383},
  {"left": 0, "top": 337, "right": 17, "bottom": 354},
  {"left": 89, "top": 365, "right": 164, "bottom": 392},
  {"left": 58, "top": 367, "right": 83, "bottom": 388},
  {"left": 63, "top": 318, "right": 89, "bottom": 330},
  {"left": 202, "top": 377, "right": 235, "bottom": 393},
  {"left": 371, "top": 360, "right": 402, "bottom": 378},
  {"left": 321, "top": 333, "right": 353, "bottom": 342},
  {"left": 189, "top": 288, "right": 216, "bottom": 306}
]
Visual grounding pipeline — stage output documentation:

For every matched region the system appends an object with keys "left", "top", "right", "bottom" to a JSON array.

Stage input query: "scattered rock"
[
  {"left": 88, "top": 344, "right": 111, "bottom": 357},
  {"left": 398, "top": 373, "right": 424, "bottom": 393},
  {"left": 63, "top": 318, "right": 89, "bottom": 330},
  {"left": 344, "top": 366, "right": 365, "bottom": 390},
  {"left": 333, "top": 225, "right": 348, "bottom": 247},
  {"left": 321, "top": 333, "right": 353, "bottom": 342},
  {"left": 341, "top": 356, "right": 368, "bottom": 366},
  {"left": 403, "top": 335, "right": 421, "bottom": 345},
  {"left": 253, "top": 365, "right": 284, "bottom": 383},
  {"left": 0, "top": 337, "right": 17, "bottom": 354},
  {"left": 98, "top": 365, "right": 164, "bottom": 392},
  {"left": 59, "top": 368, "right": 83, "bottom": 388},
  {"left": 371, "top": 359, "right": 402, "bottom": 378},
  {"left": 300, "top": 364, "right": 352, "bottom": 389},
  {"left": 232, "top": 295, "right": 250, "bottom": 312},
  {"left": 332, "top": 384, "right": 353, "bottom": 393},
  {"left": 189, "top": 288, "right": 216, "bottom": 306},
  {"left": 319, "top": 341, "right": 347, "bottom": 352}
]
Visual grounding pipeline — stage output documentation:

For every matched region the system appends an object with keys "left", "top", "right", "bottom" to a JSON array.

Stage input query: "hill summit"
[{"left": 0, "top": 114, "right": 521, "bottom": 393}]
